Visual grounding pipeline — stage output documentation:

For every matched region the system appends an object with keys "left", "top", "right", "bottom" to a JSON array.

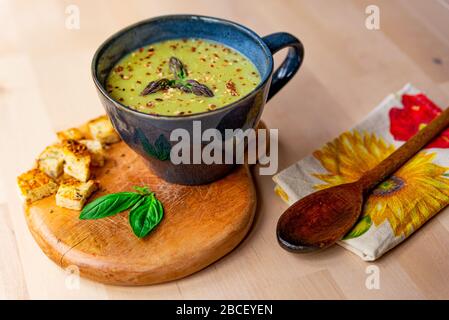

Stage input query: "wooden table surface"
[{"left": 1, "top": 0, "right": 449, "bottom": 300}]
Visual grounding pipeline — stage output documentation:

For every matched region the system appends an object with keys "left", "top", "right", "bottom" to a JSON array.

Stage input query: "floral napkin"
[{"left": 273, "top": 84, "right": 449, "bottom": 260}]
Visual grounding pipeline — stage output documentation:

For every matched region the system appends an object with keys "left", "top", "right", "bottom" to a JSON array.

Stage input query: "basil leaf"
[
  {"left": 343, "top": 215, "right": 372, "bottom": 240},
  {"left": 129, "top": 195, "right": 164, "bottom": 238},
  {"left": 154, "top": 134, "right": 171, "bottom": 161},
  {"left": 135, "top": 129, "right": 157, "bottom": 158},
  {"left": 135, "top": 129, "right": 170, "bottom": 161},
  {"left": 80, "top": 192, "right": 142, "bottom": 220}
]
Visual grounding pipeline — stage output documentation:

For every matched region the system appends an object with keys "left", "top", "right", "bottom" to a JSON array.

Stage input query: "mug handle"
[{"left": 262, "top": 32, "right": 304, "bottom": 101}]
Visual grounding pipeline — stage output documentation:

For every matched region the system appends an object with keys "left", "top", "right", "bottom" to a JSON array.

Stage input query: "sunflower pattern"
[{"left": 312, "top": 131, "right": 449, "bottom": 238}]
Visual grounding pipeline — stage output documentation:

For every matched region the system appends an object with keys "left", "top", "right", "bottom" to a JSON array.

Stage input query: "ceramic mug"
[{"left": 92, "top": 15, "right": 304, "bottom": 185}]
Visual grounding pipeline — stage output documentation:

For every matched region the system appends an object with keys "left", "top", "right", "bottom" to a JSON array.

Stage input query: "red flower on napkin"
[{"left": 389, "top": 93, "right": 449, "bottom": 148}]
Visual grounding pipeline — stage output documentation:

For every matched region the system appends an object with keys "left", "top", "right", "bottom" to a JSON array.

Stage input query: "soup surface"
[{"left": 106, "top": 38, "right": 261, "bottom": 116}]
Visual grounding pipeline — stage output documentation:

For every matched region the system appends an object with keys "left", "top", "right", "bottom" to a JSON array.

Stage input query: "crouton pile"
[{"left": 17, "top": 115, "right": 121, "bottom": 210}]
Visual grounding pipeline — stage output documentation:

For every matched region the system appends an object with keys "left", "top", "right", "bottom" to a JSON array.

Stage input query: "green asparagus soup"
[{"left": 106, "top": 39, "right": 261, "bottom": 116}]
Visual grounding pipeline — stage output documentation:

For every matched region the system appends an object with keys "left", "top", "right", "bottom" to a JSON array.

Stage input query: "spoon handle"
[{"left": 358, "top": 106, "right": 449, "bottom": 193}]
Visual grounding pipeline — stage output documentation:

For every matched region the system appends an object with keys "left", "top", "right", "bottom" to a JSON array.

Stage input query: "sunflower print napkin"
[{"left": 273, "top": 83, "right": 449, "bottom": 261}]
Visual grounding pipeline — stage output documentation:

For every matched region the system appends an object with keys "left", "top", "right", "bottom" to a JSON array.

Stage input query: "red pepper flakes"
[
  {"left": 191, "top": 47, "right": 196, "bottom": 52},
  {"left": 147, "top": 48, "right": 155, "bottom": 56},
  {"left": 115, "top": 66, "right": 124, "bottom": 72},
  {"left": 226, "top": 80, "right": 239, "bottom": 96}
]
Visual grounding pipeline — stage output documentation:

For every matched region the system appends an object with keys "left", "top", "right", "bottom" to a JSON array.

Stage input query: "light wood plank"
[{"left": 0, "top": 204, "right": 28, "bottom": 299}]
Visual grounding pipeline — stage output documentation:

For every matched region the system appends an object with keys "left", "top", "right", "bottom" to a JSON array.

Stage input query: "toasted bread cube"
[
  {"left": 62, "top": 140, "right": 91, "bottom": 182},
  {"left": 56, "top": 179, "right": 98, "bottom": 210},
  {"left": 77, "top": 123, "right": 92, "bottom": 139},
  {"left": 57, "top": 127, "right": 85, "bottom": 141},
  {"left": 17, "top": 169, "right": 58, "bottom": 203},
  {"left": 79, "top": 139, "right": 105, "bottom": 167},
  {"left": 37, "top": 144, "right": 65, "bottom": 179},
  {"left": 88, "top": 115, "right": 120, "bottom": 144}
]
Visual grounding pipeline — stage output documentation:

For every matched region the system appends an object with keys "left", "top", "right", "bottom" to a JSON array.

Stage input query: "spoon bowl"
[{"left": 277, "top": 182, "right": 364, "bottom": 252}]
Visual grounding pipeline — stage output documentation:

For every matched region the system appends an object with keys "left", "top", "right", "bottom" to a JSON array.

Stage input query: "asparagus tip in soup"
[
  {"left": 106, "top": 39, "right": 261, "bottom": 116},
  {"left": 140, "top": 57, "right": 214, "bottom": 97}
]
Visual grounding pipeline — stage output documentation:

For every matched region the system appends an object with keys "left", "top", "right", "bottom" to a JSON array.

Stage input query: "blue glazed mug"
[{"left": 92, "top": 15, "right": 304, "bottom": 185}]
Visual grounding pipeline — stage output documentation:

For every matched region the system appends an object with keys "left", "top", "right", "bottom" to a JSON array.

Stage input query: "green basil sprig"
[{"left": 80, "top": 186, "right": 164, "bottom": 238}]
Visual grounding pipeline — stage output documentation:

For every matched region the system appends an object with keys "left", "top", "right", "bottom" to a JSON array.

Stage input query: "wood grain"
[
  {"left": 25, "top": 141, "right": 256, "bottom": 285},
  {"left": 2, "top": 0, "right": 449, "bottom": 299}
]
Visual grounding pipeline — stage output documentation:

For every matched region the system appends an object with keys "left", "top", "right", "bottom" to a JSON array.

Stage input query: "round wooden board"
[{"left": 25, "top": 142, "right": 256, "bottom": 286}]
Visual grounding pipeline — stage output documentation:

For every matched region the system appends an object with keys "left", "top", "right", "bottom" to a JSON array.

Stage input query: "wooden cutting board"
[{"left": 24, "top": 124, "right": 262, "bottom": 286}]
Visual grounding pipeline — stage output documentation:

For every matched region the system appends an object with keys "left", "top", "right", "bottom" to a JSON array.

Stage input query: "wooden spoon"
[{"left": 277, "top": 106, "right": 449, "bottom": 252}]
